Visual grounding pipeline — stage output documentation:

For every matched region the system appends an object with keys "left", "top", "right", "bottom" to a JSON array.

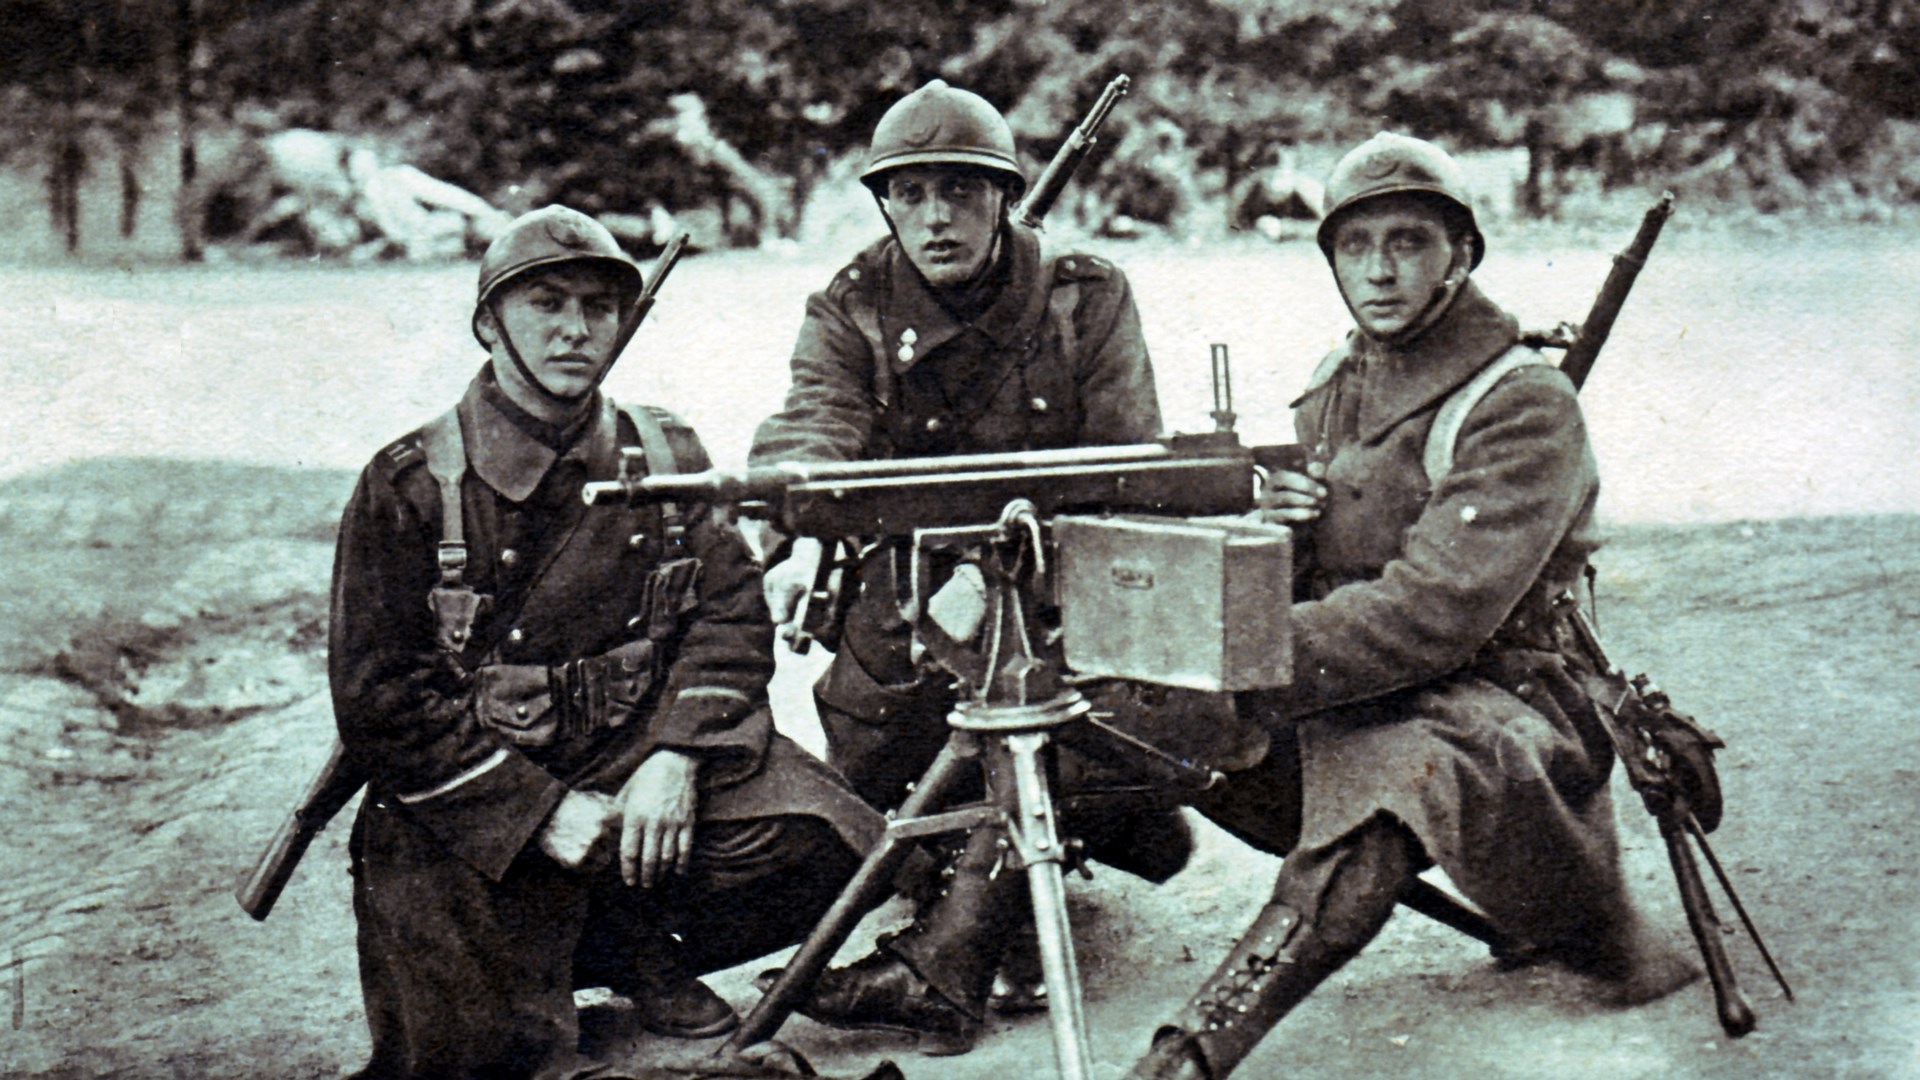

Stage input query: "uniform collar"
[
  {"left": 880, "top": 223, "right": 1045, "bottom": 367},
  {"left": 457, "top": 371, "right": 618, "bottom": 502},
  {"left": 1353, "top": 281, "right": 1519, "bottom": 444}
]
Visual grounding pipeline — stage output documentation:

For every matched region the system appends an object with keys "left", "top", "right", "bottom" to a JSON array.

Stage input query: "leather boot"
[
  {"left": 1126, "top": 900, "right": 1311, "bottom": 1080},
  {"left": 759, "top": 825, "right": 1023, "bottom": 1055},
  {"left": 1128, "top": 819, "right": 1415, "bottom": 1079}
]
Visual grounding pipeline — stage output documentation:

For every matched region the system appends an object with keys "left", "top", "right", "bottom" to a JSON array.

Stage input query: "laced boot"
[
  {"left": 1130, "top": 821, "right": 1415, "bottom": 1079},
  {"left": 1126, "top": 900, "right": 1316, "bottom": 1080}
]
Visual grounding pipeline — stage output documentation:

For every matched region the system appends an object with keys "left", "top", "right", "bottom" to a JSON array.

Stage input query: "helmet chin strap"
[
  {"left": 873, "top": 189, "right": 1009, "bottom": 299},
  {"left": 1346, "top": 239, "right": 1473, "bottom": 349},
  {"left": 487, "top": 293, "right": 641, "bottom": 411}
]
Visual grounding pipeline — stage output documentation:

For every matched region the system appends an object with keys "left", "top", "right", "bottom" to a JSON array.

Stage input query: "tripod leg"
[
  {"left": 726, "top": 733, "right": 975, "bottom": 1054},
  {"left": 1003, "top": 731, "right": 1095, "bottom": 1080}
]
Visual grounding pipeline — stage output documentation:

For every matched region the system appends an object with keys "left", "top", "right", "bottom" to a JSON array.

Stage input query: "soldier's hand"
[
  {"left": 762, "top": 536, "right": 823, "bottom": 647},
  {"left": 535, "top": 790, "right": 619, "bottom": 871},
  {"left": 1253, "top": 462, "right": 1328, "bottom": 525},
  {"left": 618, "top": 750, "right": 700, "bottom": 888}
]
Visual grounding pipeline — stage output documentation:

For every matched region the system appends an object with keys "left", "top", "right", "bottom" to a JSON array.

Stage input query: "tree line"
[{"left": 4, "top": 0, "right": 1916, "bottom": 255}]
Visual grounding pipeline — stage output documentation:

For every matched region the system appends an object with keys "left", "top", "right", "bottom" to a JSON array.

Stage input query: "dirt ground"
[{"left": 2, "top": 237, "right": 1917, "bottom": 1078}]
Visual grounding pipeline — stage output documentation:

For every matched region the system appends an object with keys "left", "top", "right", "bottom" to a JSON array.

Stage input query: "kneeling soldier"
[
  {"left": 1126, "top": 134, "right": 1700, "bottom": 1079},
  {"left": 330, "top": 206, "right": 877, "bottom": 1079},
  {"left": 747, "top": 80, "right": 1207, "bottom": 1052}
]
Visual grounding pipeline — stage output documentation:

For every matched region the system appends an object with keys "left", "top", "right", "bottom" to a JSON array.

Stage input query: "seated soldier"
[
  {"left": 329, "top": 205, "right": 878, "bottom": 1080},
  {"left": 1126, "top": 133, "right": 1699, "bottom": 1080}
]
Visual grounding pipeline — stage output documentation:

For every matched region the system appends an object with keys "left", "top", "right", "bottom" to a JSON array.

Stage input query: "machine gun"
[
  {"left": 589, "top": 432, "right": 1294, "bottom": 1080},
  {"left": 235, "top": 232, "right": 691, "bottom": 923}
]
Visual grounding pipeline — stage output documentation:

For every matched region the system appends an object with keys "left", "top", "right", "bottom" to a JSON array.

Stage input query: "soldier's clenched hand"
[
  {"left": 535, "top": 790, "right": 620, "bottom": 871},
  {"left": 618, "top": 750, "right": 700, "bottom": 888},
  {"left": 762, "top": 537, "right": 823, "bottom": 647},
  {"left": 1253, "top": 461, "right": 1328, "bottom": 525}
]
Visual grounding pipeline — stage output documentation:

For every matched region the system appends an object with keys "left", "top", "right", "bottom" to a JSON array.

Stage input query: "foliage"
[{"left": 5, "top": 0, "right": 1920, "bottom": 253}]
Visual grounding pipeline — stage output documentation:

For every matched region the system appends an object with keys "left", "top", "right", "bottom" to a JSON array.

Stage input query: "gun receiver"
[
  {"left": 584, "top": 432, "right": 1259, "bottom": 536},
  {"left": 1019, "top": 74, "right": 1131, "bottom": 230}
]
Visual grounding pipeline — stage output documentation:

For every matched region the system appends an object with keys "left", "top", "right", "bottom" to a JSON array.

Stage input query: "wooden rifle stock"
[
  {"left": 1018, "top": 74, "right": 1130, "bottom": 230},
  {"left": 236, "top": 739, "right": 365, "bottom": 921}
]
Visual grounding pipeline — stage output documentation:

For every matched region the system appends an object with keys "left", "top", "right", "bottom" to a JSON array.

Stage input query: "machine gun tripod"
[{"left": 727, "top": 499, "right": 1240, "bottom": 1080}]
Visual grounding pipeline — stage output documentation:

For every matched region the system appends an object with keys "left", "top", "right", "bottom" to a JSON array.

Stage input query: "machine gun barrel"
[
  {"left": 1019, "top": 74, "right": 1130, "bottom": 230},
  {"left": 584, "top": 434, "right": 1257, "bottom": 536}
]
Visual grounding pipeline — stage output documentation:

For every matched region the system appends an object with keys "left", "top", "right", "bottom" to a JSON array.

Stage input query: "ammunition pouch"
[
  {"left": 474, "top": 637, "right": 659, "bottom": 748},
  {"left": 469, "top": 556, "right": 702, "bottom": 748}
]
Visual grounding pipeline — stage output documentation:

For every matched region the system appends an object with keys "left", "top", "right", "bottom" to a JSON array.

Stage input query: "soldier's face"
[
  {"left": 884, "top": 167, "right": 1006, "bottom": 288},
  {"left": 482, "top": 265, "right": 625, "bottom": 402},
  {"left": 1330, "top": 197, "right": 1467, "bottom": 339}
]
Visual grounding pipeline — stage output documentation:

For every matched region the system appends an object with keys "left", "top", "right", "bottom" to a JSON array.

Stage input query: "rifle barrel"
[
  {"left": 1019, "top": 74, "right": 1130, "bottom": 230},
  {"left": 1562, "top": 192, "right": 1675, "bottom": 390},
  {"left": 632, "top": 231, "right": 690, "bottom": 323}
]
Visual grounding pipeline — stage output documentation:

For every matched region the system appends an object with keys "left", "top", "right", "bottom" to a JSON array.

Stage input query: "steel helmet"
[
  {"left": 1316, "top": 132, "right": 1484, "bottom": 269},
  {"left": 860, "top": 80, "right": 1026, "bottom": 199},
  {"left": 472, "top": 205, "right": 643, "bottom": 347}
]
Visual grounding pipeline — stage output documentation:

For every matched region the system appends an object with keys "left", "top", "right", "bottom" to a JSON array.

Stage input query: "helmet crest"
[
  {"left": 472, "top": 205, "right": 643, "bottom": 349},
  {"left": 1317, "top": 133, "right": 1484, "bottom": 269},
  {"left": 861, "top": 80, "right": 1026, "bottom": 199}
]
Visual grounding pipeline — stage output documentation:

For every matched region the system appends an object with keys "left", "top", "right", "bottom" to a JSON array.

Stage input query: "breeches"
[{"left": 348, "top": 797, "right": 858, "bottom": 1080}]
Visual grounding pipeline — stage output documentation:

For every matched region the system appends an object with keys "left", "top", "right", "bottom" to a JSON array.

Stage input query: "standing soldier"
[
  {"left": 1124, "top": 133, "right": 1699, "bottom": 1080},
  {"left": 747, "top": 80, "right": 1202, "bottom": 1052},
  {"left": 330, "top": 205, "right": 878, "bottom": 1080}
]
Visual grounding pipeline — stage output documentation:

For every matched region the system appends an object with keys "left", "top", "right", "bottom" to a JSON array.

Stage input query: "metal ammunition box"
[{"left": 1054, "top": 514, "right": 1291, "bottom": 692}]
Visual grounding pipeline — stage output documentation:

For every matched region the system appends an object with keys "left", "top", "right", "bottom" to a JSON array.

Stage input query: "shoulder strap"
[
  {"left": 619, "top": 402, "right": 683, "bottom": 477},
  {"left": 1045, "top": 264, "right": 1081, "bottom": 367},
  {"left": 417, "top": 407, "right": 469, "bottom": 587},
  {"left": 1422, "top": 344, "right": 1557, "bottom": 486}
]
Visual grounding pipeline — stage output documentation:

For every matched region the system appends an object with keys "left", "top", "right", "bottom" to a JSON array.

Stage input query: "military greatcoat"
[
  {"left": 1234, "top": 282, "right": 1637, "bottom": 954},
  {"left": 331, "top": 369, "right": 879, "bottom": 1080}
]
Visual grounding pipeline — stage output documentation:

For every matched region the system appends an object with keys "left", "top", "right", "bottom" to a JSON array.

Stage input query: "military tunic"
[
  {"left": 1236, "top": 282, "right": 1636, "bottom": 954},
  {"left": 331, "top": 370, "right": 879, "bottom": 1080},
  {"left": 747, "top": 223, "right": 1167, "bottom": 807},
  {"left": 751, "top": 222, "right": 1161, "bottom": 464}
]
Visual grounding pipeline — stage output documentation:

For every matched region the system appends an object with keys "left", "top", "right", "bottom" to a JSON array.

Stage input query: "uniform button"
[
  {"left": 626, "top": 615, "right": 645, "bottom": 632},
  {"left": 900, "top": 328, "right": 918, "bottom": 345},
  {"left": 628, "top": 532, "right": 646, "bottom": 549},
  {"left": 1030, "top": 397, "right": 1048, "bottom": 412},
  {"left": 847, "top": 267, "right": 861, "bottom": 281},
  {"left": 507, "top": 628, "right": 524, "bottom": 645},
  {"left": 925, "top": 417, "right": 943, "bottom": 433},
  {"left": 500, "top": 548, "right": 519, "bottom": 568},
  {"left": 514, "top": 705, "right": 529, "bottom": 718},
  {"left": 897, "top": 345, "right": 915, "bottom": 363},
  {"left": 1064, "top": 258, "right": 1077, "bottom": 271}
]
